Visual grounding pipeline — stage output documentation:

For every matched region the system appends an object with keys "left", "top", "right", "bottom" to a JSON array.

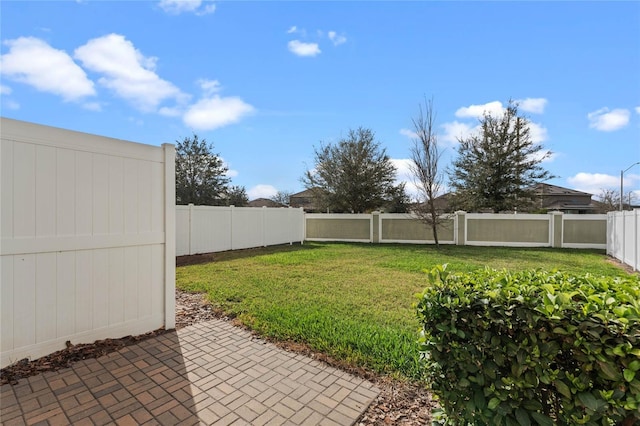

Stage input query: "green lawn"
[{"left": 176, "top": 242, "right": 631, "bottom": 381}]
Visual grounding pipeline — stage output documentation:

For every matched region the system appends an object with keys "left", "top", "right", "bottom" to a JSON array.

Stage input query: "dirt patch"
[
  {"left": 176, "top": 253, "right": 218, "bottom": 267},
  {"left": 605, "top": 255, "right": 638, "bottom": 275},
  {"left": 1, "top": 289, "right": 434, "bottom": 424}
]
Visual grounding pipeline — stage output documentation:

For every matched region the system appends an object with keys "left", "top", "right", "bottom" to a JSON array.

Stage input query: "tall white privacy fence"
[
  {"left": 1, "top": 118, "right": 176, "bottom": 368},
  {"left": 176, "top": 205, "right": 305, "bottom": 256},
  {"left": 607, "top": 210, "right": 640, "bottom": 271}
]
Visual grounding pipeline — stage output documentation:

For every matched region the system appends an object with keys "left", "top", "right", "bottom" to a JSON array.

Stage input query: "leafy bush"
[{"left": 416, "top": 265, "right": 640, "bottom": 425}]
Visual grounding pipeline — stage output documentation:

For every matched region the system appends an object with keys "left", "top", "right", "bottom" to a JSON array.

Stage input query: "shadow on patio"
[{"left": 1, "top": 319, "right": 378, "bottom": 425}]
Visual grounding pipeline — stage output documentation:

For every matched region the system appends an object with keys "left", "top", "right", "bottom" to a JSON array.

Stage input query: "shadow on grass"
[{"left": 176, "top": 242, "right": 320, "bottom": 266}]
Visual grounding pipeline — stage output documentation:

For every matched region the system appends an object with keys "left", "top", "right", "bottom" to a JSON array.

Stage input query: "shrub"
[{"left": 416, "top": 265, "right": 640, "bottom": 426}]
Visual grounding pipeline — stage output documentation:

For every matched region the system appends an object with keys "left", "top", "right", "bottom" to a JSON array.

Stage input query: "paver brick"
[{"left": 6, "top": 318, "right": 379, "bottom": 426}]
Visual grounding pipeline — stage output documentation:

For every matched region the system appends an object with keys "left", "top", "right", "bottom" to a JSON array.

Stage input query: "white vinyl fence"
[
  {"left": 607, "top": 210, "right": 640, "bottom": 271},
  {"left": 1, "top": 118, "right": 175, "bottom": 368},
  {"left": 176, "top": 205, "right": 305, "bottom": 256}
]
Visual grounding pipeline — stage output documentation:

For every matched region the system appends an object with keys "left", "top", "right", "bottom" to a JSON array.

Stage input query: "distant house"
[
  {"left": 290, "top": 188, "right": 322, "bottom": 212},
  {"left": 417, "top": 184, "right": 599, "bottom": 214},
  {"left": 247, "top": 198, "right": 286, "bottom": 208},
  {"left": 533, "top": 183, "right": 598, "bottom": 214}
]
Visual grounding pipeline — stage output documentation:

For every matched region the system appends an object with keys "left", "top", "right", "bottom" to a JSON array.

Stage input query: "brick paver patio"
[{"left": 0, "top": 319, "right": 379, "bottom": 425}]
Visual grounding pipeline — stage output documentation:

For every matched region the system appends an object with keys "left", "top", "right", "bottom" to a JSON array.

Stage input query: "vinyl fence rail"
[
  {"left": 1, "top": 118, "right": 175, "bottom": 368},
  {"left": 607, "top": 209, "right": 640, "bottom": 271},
  {"left": 176, "top": 205, "right": 305, "bottom": 256}
]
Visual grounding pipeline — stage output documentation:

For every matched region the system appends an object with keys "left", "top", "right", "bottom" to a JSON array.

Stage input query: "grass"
[{"left": 176, "top": 242, "right": 632, "bottom": 381}]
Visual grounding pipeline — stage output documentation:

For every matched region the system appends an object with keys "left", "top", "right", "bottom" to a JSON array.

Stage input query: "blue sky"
[{"left": 2, "top": 1, "right": 639, "bottom": 202}]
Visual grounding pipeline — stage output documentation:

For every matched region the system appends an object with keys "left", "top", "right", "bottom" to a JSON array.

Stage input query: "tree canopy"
[
  {"left": 271, "top": 191, "right": 292, "bottom": 206},
  {"left": 226, "top": 185, "right": 249, "bottom": 207},
  {"left": 302, "top": 127, "right": 406, "bottom": 213},
  {"left": 175, "top": 134, "right": 235, "bottom": 206},
  {"left": 448, "top": 101, "right": 554, "bottom": 213}
]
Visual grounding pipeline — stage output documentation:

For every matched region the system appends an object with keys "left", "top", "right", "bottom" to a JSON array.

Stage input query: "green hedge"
[{"left": 416, "top": 265, "right": 640, "bottom": 426}]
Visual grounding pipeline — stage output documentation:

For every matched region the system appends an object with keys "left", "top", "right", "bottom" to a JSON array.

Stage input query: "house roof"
[
  {"left": 290, "top": 188, "right": 317, "bottom": 198},
  {"left": 534, "top": 183, "right": 592, "bottom": 197},
  {"left": 247, "top": 198, "right": 286, "bottom": 208}
]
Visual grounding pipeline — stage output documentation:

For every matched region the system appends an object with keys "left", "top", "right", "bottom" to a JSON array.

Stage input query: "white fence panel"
[
  {"left": 608, "top": 210, "right": 639, "bottom": 271},
  {"left": 232, "top": 208, "right": 264, "bottom": 250},
  {"left": 0, "top": 118, "right": 175, "bottom": 368},
  {"left": 193, "top": 206, "right": 233, "bottom": 253},
  {"left": 264, "top": 207, "right": 304, "bottom": 246},
  {"left": 176, "top": 205, "right": 304, "bottom": 256}
]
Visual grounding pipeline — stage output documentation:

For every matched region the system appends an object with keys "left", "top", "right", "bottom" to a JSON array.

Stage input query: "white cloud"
[
  {"left": 391, "top": 158, "right": 448, "bottom": 201},
  {"left": 455, "top": 101, "right": 504, "bottom": 119},
  {"left": 183, "top": 95, "right": 254, "bottom": 130},
  {"left": 287, "top": 26, "right": 298, "bottom": 34},
  {"left": 74, "top": 34, "right": 185, "bottom": 111},
  {"left": 517, "top": 98, "right": 547, "bottom": 114},
  {"left": 0, "top": 85, "right": 12, "bottom": 95},
  {"left": 399, "top": 128, "right": 418, "bottom": 139},
  {"left": 1, "top": 36, "right": 95, "bottom": 101},
  {"left": 587, "top": 107, "right": 630, "bottom": 131},
  {"left": 222, "top": 160, "right": 239, "bottom": 178},
  {"left": 440, "top": 121, "right": 479, "bottom": 144},
  {"left": 158, "top": 0, "right": 215, "bottom": 15},
  {"left": 528, "top": 122, "right": 548, "bottom": 143},
  {"left": 198, "top": 78, "right": 221, "bottom": 95},
  {"left": 158, "top": 106, "right": 182, "bottom": 117},
  {"left": 635, "top": 106, "right": 640, "bottom": 115},
  {"left": 567, "top": 172, "right": 622, "bottom": 194},
  {"left": 328, "top": 31, "right": 347, "bottom": 46},
  {"left": 248, "top": 184, "right": 278, "bottom": 200},
  {"left": 287, "top": 40, "right": 321, "bottom": 57}
]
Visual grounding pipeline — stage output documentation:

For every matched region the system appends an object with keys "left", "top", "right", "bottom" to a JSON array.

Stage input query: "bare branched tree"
[
  {"left": 408, "top": 96, "right": 446, "bottom": 248},
  {"left": 271, "top": 191, "right": 292, "bottom": 206},
  {"left": 596, "top": 188, "right": 637, "bottom": 212}
]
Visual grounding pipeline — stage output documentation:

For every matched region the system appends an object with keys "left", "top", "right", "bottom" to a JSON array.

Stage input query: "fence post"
[
  {"left": 262, "top": 206, "right": 267, "bottom": 247},
  {"left": 188, "top": 203, "right": 194, "bottom": 255},
  {"left": 372, "top": 211, "right": 380, "bottom": 243},
  {"left": 455, "top": 211, "right": 466, "bottom": 245},
  {"left": 606, "top": 212, "right": 612, "bottom": 256},
  {"left": 633, "top": 210, "right": 639, "bottom": 271},
  {"left": 162, "top": 143, "right": 176, "bottom": 330},
  {"left": 230, "top": 205, "right": 235, "bottom": 251},
  {"left": 620, "top": 210, "right": 627, "bottom": 263},
  {"left": 300, "top": 208, "right": 305, "bottom": 245},
  {"left": 549, "top": 211, "right": 563, "bottom": 248}
]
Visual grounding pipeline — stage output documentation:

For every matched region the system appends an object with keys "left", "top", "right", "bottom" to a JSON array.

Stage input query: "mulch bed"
[{"left": 1, "top": 289, "right": 434, "bottom": 425}]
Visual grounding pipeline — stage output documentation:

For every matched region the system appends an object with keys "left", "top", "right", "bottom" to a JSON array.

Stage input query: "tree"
[
  {"left": 271, "top": 191, "right": 292, "bottom": 206},
  {"left": 226, "top": 185, "right": 249, "bottom": 206},
  {"left": 384, "top": 183, "right": 411, "bottom": 213},
  {"left": 408, "top": 96, "right": 446, "bottom": 247},
  {"left": 175, "top": 134, "right": 230, "bottom": 205},
  {"left": 302, "top": 127, "right": 404, "bottom": 213},
  {"left": 595, "top": 188, "right": 637, "bottom": 212},
  {"left": 448, "top": 100, "right": 554, "bottom": 213}
]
